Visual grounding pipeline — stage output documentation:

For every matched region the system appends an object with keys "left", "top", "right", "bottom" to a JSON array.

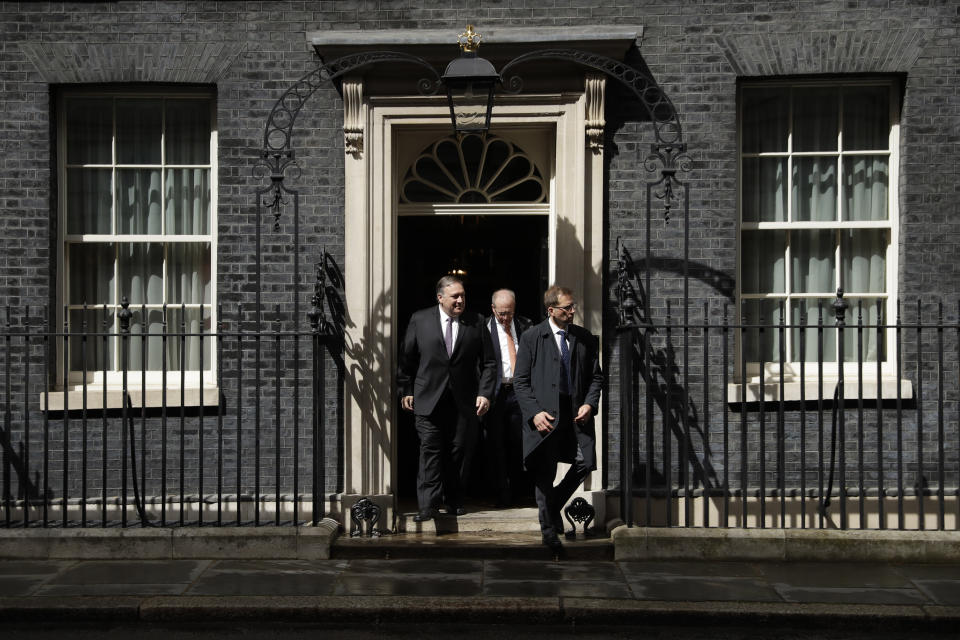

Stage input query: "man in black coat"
[
  {"left": 483, "top": 288, "right": 533, "bottom": 507},
  {"left": 398, "top": 275, "right": 498, "bottom": 521},
  {"left": 513, "top": 285, "right": 603, "bottom": 551}
]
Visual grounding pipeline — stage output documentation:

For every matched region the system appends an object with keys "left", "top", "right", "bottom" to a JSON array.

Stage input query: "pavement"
[{"left": 2, "top": 534, "right": 960, "bottom": 632}]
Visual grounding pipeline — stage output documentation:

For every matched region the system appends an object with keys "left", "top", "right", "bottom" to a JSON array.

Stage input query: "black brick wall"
[{"left": 0, "top": 1, "right": 957, "bottom": 511}]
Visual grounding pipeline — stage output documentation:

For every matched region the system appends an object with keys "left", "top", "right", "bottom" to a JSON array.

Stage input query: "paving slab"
[
  {"left": 912, "top": 580, "right": 960, "bottom": 605},
  {"left": 333, "top": 573, "right": 483, "bottom": 596},
  {"left": 343, "top": 558, "right": 482, "bottom": 575},
  {"left": 625, "top": 575, "right": 782, "bottom": 602},
  {"left": 757, "top": 561, "right": 912, "bottom": 588},
  {"left": 41, "top": 559, "right": 210, "bottom": 585},
  {"left": 775, "top": 585, "right": 930, "bottom": 605},
  {"left": 187, "top": 559, "right": 348, "bottom": 596},
  {"left": 0, "top": 561, "right": 73, "bottom": 576},
  {"left": 484, "top": 559, "right": 623, "bottom": 582},
  {"left": 618, "top": 560, "right": 763, "bottom": 578},
  {"left": 483, "top": 579, "right": 632, "bottom": 598}
]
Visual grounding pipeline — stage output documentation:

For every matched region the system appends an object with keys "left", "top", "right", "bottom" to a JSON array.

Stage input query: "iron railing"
[
  {"left": 0, "top": 299, "right": 340, "bottom": 528},
  {"left": 617, "top": 291, "right": 960, "bottom": 531}
]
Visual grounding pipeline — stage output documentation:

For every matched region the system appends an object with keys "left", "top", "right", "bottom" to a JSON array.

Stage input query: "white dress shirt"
[
  {"left": 439, "top": 305, "right": 459, "bottom": 351},
  {"left": 494, "top": 319, "right": 519, "bottom": 379}
]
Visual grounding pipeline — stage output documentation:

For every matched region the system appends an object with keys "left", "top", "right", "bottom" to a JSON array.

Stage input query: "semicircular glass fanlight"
[{"left": 401, "top": 133, "right": 547, "bottom": 204}]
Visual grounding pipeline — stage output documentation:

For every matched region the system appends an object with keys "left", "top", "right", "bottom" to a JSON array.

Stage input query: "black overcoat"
[
  {"left": 397, "top": 306, "right": 497, "bottom": 419},
  {"left": 512, "top": 319, "right": 603, "bottom": 469}
]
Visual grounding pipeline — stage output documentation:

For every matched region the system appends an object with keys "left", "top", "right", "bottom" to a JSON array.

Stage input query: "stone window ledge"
[
  {"left": 40, "top": 385, "right": 219, "bottom": 411},
  {"left": 727, "top": 378, "right": 914, "bottom": 404}
]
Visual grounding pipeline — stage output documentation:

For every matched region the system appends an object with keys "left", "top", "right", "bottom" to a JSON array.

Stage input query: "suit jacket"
[
  {"left": 397, "top": 306, "right": 498, "bottom": 418},
  {"left": 486, "top": 314, "right": 533, "bottom": 397},
  {"left": 512, "top": 319, "right": 603, "bottom": 469}
]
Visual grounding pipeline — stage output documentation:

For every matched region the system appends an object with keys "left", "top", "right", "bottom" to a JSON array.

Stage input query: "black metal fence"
[
  {"left": 0, "top": 300, "right": 341, "bottom": 528},
  {"left": 617, "top": 292, "right": 960, "bottom": 531}
]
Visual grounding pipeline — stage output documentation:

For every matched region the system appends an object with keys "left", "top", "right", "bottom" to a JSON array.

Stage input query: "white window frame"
[
  {"left": 734, "top": 78, "right": 907, "bottom": 400},
  {"left": 55, "top": 86, "right": 218, "bottom": 393}
]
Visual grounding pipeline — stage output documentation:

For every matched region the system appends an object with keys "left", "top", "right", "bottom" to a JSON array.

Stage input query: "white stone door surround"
[{"left": 339, "top": 85, "right": 607, "bottom": 525}]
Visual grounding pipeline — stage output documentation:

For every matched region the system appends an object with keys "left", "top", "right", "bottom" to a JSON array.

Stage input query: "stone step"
[
  {"left": 332, "top": 531, "right": 613, "bottom": 560},
  {"left": 395, "top": 506, "right": 544, "bottom": 534}
]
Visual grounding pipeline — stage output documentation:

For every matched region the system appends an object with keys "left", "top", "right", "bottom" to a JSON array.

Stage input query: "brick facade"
[{"left": 0, "top": 1, "right": 957, "bottom": 518}]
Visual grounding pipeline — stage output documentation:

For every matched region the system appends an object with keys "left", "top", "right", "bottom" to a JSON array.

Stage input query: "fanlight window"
[{"left": 401, "top": 134, "right": 547, "bottom": 204}]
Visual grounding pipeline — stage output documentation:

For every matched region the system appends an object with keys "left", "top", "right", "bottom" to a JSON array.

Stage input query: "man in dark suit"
[
  {"left": 398, "top": 275, "right": 497, "bottom": 522},
  {"left": 483, "top": 289, "right": 533, "bottom": 507},
  {"left": 513, "top": 285, "right": 603, "bottom": 551}
]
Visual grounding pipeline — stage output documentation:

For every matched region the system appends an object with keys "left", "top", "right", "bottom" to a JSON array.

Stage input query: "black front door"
[{"left": 395, "top": 214, "right": 548, "bottom": 503}]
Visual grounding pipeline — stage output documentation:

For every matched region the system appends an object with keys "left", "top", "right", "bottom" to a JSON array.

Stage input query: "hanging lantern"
[{"left": 442, "top": 25, "right": 499, "bottom": 136}]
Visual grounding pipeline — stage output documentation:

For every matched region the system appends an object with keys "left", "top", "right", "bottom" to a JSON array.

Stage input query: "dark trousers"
[
  {"left": 484, "top": 384, "right": 529, "bottom": 499},
  {"left": 414, "top": 389, "right": 474, "bottom": 510},
  {"left": 528, "top": 395, "right": 590, "bottom": 537}
]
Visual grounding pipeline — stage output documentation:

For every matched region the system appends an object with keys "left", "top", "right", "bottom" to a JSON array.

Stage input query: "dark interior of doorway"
[{"left": 396, "top": 214, "right": 549, "bottom": 507}]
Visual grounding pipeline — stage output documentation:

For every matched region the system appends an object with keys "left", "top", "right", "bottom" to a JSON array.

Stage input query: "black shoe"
[
  {"left": 542, "top": 532, "right": 563, "bottom": 553},
  {"left": 413, "top": 507, "right": 437, "bottom": 522},
  {"left": 444, "top": 504, "right": 467, "bottom": 516},
  {"left": 495, "top": 490, "right": 512, "bottom": 508}
]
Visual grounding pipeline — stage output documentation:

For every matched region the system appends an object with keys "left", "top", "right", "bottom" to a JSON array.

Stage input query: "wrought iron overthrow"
[
  {"left": 498, "top": 48, "right": 690, "bottom": 221},
  {"left": 563, "top": 496, "right": 596, "bottom": 538},
  {"left": 349, "top": 496, "right": 383, "bottom": 537},
  {"left": 254, "top": 51, "right": 442, "bottom": 228}
]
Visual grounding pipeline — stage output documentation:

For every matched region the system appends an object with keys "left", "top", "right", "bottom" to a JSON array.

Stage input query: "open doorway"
[{"left": 396, "top": 214, "right": 549, "bottom": 505}]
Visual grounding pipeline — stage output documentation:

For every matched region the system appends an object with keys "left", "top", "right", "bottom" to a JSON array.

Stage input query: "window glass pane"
[
  {"left": 167, "top": 243, "right": 211, "bottom": 304},
  {"left": 843, "top": 87, "right": 889, "bottom": 150},
  {"left": 842, "top": 298, "right": 883, "bottom": 362},
  {"left": 741, "top": 231, "right": 785, "bottom": 294},
  {"left": 790, "top": 299, "right": 837, "bottom": 363},
  {"left": 65, "top": 98, "right": 112, "bottom": 165},
  {"left": 165, "top": 99, "right": 211, "bottom": 164},
  {"left": 118, "top": 243, "right": 163, "bottom": 305},
  {"left": 792, "top": 156, "right": 837, "bottom": 221},
  {"left": 791, "top": 230, "right": 836, "bottom": 294},
  {"left": 165, "top": 169, "right": 210, "bottom": 234},
  {"left": 166, "top": 307, "right": 212, "bottom": 371},
  {"left": 117, "top": 169, "right": 163, "bottom": 234},
  {"left": 68, "top": 243, "right": 115, "bottom": 305},
  {"left": 68, "top": 308, "right": 115, "bottom": 373},
  {"left": 66, "top": 169, "right": 112, "bottom": 234},
  {"left": 742, "top": 299, "right": 783, "bottom": 363},
  {"left": 793, "top": 87, "right": 839, "bottom": 152},
  {"left": 741, "top": 158, "right": 787, "bottom": 222},
  {"left": 842, "top": 229, "right": 886, "bottom": 294},
  {"left": 741, "top": 88, "right": 788, "bottom": 153},
  {"left": 116, "top": 99, "right": 161, "bottom": 164},
  {"left": 843, "top": 156, "right": 888, "bottom": 221},
  {"left": 128, "top": 308, "right": 165, "bottom": 371}
]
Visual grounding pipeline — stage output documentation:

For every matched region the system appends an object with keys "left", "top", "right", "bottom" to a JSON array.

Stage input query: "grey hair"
[
  {"left": 436, "top": 275, "right": 464, "bottom": 296},
  {"left": 491, "top": 289, "right": 516, "bottom": 304}
]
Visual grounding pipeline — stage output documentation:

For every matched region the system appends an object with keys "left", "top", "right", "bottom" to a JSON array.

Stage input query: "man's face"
[
  {"left": 547, "top": 293, "right": 576, "bottom": 328},
  {"left": 438, "top": 282, "right": 466, "bottom": 317},
  {"left": 491, "top": 297, "right": 515, "bottom": 328}
]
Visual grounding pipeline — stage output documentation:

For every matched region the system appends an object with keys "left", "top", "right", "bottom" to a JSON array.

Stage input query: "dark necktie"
[
  {"left": 445, "top": 317, "right": 454, "bottom": 357},
  {"left": 558, "top": 329, "right": 571, "bottom": 394}
]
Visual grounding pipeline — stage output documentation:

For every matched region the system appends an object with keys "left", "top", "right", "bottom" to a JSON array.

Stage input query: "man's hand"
[
  {"left": 475, "top": 396, "right": 490, "bottom": 417},
  {"left": 401, "top": 395, "right": 414, "bottom": 412},
  {"left": 533, "top": 411, "right": 555, "bottom": 432},
  {"left": 574, "top": 404, "right": 594, "bottom": 424}
]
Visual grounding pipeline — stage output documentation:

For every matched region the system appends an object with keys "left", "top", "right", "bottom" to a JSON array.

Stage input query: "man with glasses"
[
  {"left": 483, "top": 289, "right": 533, "bottom": 507},
  {"left": 513, "top": 285, "right": 603, "bottom": 552}
]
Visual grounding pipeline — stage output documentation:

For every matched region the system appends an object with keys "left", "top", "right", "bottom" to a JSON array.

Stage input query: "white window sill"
[
  {"left": 727, "top": 378, "right": 914, "bottom": 404},
  {"left": 40, "top": 385, "right": 219, "bottom": 411}
]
